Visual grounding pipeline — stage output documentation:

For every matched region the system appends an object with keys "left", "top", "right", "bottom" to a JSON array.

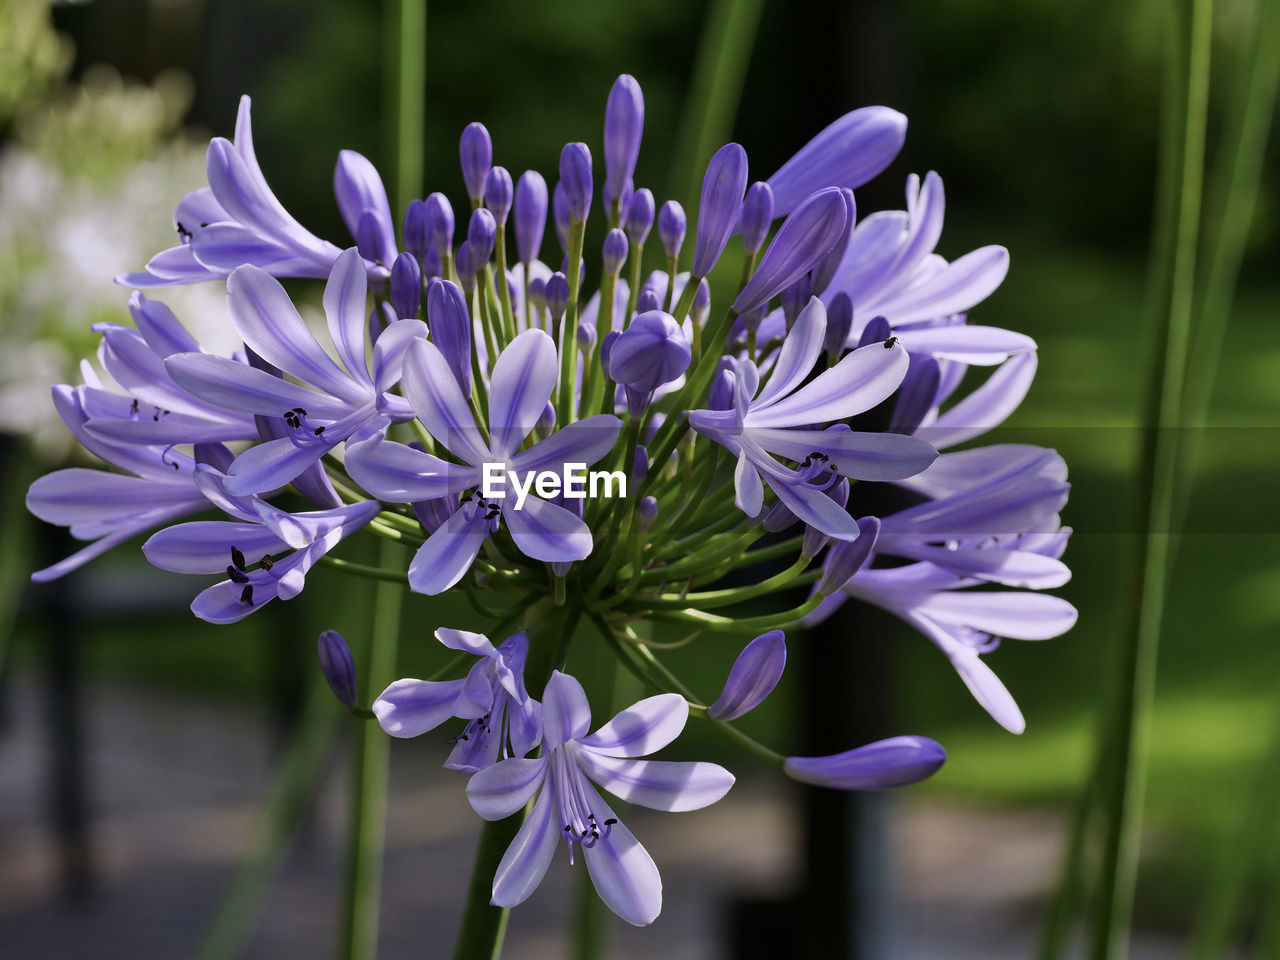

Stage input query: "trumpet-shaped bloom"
[
  {"left": 343, "top": 329, "right": 622, "bottom": 594},
  {"left": 690, "top": 297, "right": 937, "bottom": 538},
  {"left": 466, "top": 671, "right": 734, "bottom": 925},
  {"left": 374, "top": 630, "right": 541, "bottom": 773},
  {"left": 165, "top": 250, "right": 422, "bottom": 495}
]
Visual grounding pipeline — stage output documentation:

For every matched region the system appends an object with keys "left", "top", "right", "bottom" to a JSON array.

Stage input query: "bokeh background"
[{"left": 2, "top": 0, "right": 1278, "bottom": 957}]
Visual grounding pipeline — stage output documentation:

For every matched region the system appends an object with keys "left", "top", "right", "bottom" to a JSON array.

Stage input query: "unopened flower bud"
[
  {"left": 708, "top": 630, "right": 786, "bottom": 721},
  {"left": 403, "top": 198, "right": 430, "bottom": 267},
  {"left": 825, "top": 293, "right": 854, "bottom": 358},
  {"left": 535, "top": 401, "right": 556, "bottom": 441},
  {"left": 690, "top": 277, "right": 711, "bottom": 328},
  {"left": 636, "top": 284, "right": 662, "bottom": 314},
  {"left": 602, "top": 228, "right": 629, "bottom": 276},
  {"left": 785, "top": 736, "right": 946, "bottom": 791},
  {"left": 460, "top": 122, "right": 492, "bottom": 200},
  {"left": 741, "top": 181, "right": 774, "bottom": 255},
  {"left": 545, "top": 271, "right": 569, "bottom": 323},
  {"left": 637, "top": 495, "right": 658, "bottom": 532},
  {"left": 426, "top": 278, "right": 472, "bottom": 394},
  {"left": 610, "top": 311, "right": 690, "bottom": 395},
  {"left": 467, "top": 208, "right": 497, "bottom": 267},
  {"left": 817, "top": 516, "right": 880, "bottom": 595},
  {"left": 455, "top": 242, "right": 475, "bottom": 294},
  {"left": 559, "top": 142, "right": 593, "bottom": 221},
  {"left": 552, "top": 182, "right": 571, "bottom": 253},
  {"left": 657, "top": 200, "right": 686, "bottom": 260},
  {"left": 514, "top": 170, "right": 548, "bottom": 264},
  {"left": 624, "top": 188, "right": 655, "bottom": 247},
  {"left": 425, "top": 192, "right": 454, "bottom": 252},
  {"left": 484, "top": 166, "right": 513, "bottom": 224},
  {"left": 317, "top": 630, "right": 358, "bottom": 711},
  {"left": 390, "top": 252, "right": 421, "bottom": 320},
  {"left": 781, "top": 274, "right": 810, "bottom": 330},
  {"left": 811, "top": 189, "right": 854, "bottom": 295},
  {"left": 577, "top": 320, "right": 597, "bottom": 353},
  {"left": 733, "top": 187, "right": 847, "bottom": 315},
  {"left": 604, "top": 74, "right": 644, "bottom": 212},
  {"left": 692, "top": 142, "right": 748, "bottom": 277}
]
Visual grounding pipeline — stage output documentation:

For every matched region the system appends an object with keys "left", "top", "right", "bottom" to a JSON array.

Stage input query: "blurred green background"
[{"left": 2, "top": 0, "right": 1279, "bottom": 952}]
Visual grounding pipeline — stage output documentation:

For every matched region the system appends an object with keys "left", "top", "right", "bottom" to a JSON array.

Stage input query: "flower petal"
[
  {"left": 580, "top": 786, "right": 662, "bottom": 926},
  {"left": 467, "top": 757, "right": 548, "bottom": 820},
  {"left": 165, "top": 353, "right": 350, "bottom": 419},
  {"left": 406, "top": 506, "right": 488, "bottom": 595},
  {"left": 323, "top": 247, "right": 374, "bottom": 384},
  {"left": 577, "top": 752, "right": 734, "bottom": 812},
  {"left": 488, "top": 329, "right": 559, "bottom": 459},
  {"left": 503, "top": 496, "right": 594, "bottom": 563},
  {"left": 542, "top": 671, "right": 591, "bottom": 749},
  {"left": 746, "top": 339, "right": 909, "bottom": 428},
  {"left": 435, "top": 627, "right": 499, "bottom": 658},
  {"left": 490, "top": 784, "right": 559, "bottom": 908},
  {"left": 784, "top": 736, "right": 946, "bottom": 789},
  {"left": 401, "top": 338, "right": 490, "bottom": 466},
  {"left": 579, "top": 693, "right": 688, "bottom": 757},
  {"left": 372, "top": 677, "right": 467, "bottom": 737},
  {"left": 508, "top": 416, "right": 624, "bottom": 476}
]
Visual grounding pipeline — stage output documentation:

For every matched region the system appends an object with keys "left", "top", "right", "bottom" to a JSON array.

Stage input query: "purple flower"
[
  {"left": 484, "top": 166, "right": 514, "bottom": 224},
  {"left": 143, "top": 466, "right": 380, "bottom": 623},
  {"left": 426, "top": 192, "right": 455, "bottom": 252},
  {"left": 603, "top": 74, "right": 644, "bottom": 213},
  {"left": 26, "top": 384, "right": 219, "bottom": 581},
  {"left": 390, "top": 252, "right": 422, "bottom": 320},
  {"left": 119, "top": 97, "right": 370, "bottom": 288},
  {"left": 608, "top": 310, "right": 691, "bottom": 399},
  {"left": 460, "top": 122, "right": 493, "bottom": 200},
  {"left": 403, "top": 198, "right": 430, "bottom": 266},
  {"left": 342, "top": 330, "right": 622, "bottom": 594},
  {"left": 514, "top": 171, "right": 549, "bottom": 264},
  {"left": 601, "top": 228, "right": 628, "bottom": 276},
  {"left": 559, "top": 143, "right": 593, "bottom": 221},
  {"left": 689, "top": 297, "right": 937, "bottom": 538},
  {"left": 318, "top": 630, "right": 359, "bottom": 711},
  {"left": 691, "top": 143, "right": 748, "bottom": 278},
  {"left": 740, "top": 181, "right": 774, "bottom": 256},
  {"left": 733, "top": 187, "right": 849, "bottom": 315},
  {"left": 624, "top": 188, "right": 655, "bottom": 248},
  {"left": 785, "top": 736, "right": 946, "bottom": 790},
  {"left": 164, "top": 250, "right": 423, "bottom": 495},
  {"left": 468, "top": 208, "right": 497, "bottom": 266},
  {"left": 657, "top": 201, "right": 686, "bottom": 260},
  {"left": 763, "top": 106, "right": 906, "bottom": 217},
  {"left": 375, "top": 630, "right": 541, "bottom": 773},
  {"left": 707, "top": 630, "right": 786, "bottom": 721},
  {"left": 466, "top": 671, "right": 734, "bottom": 925}
]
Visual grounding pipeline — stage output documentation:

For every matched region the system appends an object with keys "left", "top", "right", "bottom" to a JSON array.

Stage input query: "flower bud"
[
  {"left": 784, "top": 736, "right": 946, "bottom": 791},
  {"left": 637, "top": 495, "right": 659, "bottom": 532},
  {"left": 390, "top": 252, "right": 421, "bottom": 320},
  {"left": 857, "top": 315, "right": 891, "bottom": 348},
  {"left": 604, "top": 74, "right": 644, "bottom": 212},
  {"left": 559, "top": 142, "right": 593, "bottom": 221},
  {"left": 636, "top": 285, "right": 662, "bottom": 314},
  {"left": 334, "top": 150, "right": 395, "bottom": 265},
  {"left": 599, "top": 329, "right": 619, "bottom": 373},
  {"left": 610, "top": 310, "right": 690, "bottom": 395},
  {"left": 630, "top": 444, "right": 650, "bottom": 488},
  {"left": 545, "top": 271, "right": 569, "bottom": 323},
  {"left": 422, "top": 244, "right": 442, "bottom": 280},
  {"left": 484, "top": 165, "right": 513, "bottom": 224},
  {"left": 535, "top": 400, "right": 556, "bottom": 441},
  {"left": 692, "top": 142, "right": 748, "bottom": 277},
  {"left": 657, "top": 200, "right": 686, "bottom": 260},
  {"left": 817, "top": 515, "right": 880, "bottom": 595},
  {"left": 460, "top": 122, "right": 492, "bottom": 200},
  {"left": 624, "top": 188, "right": 655, "bottom": 248},
  {"left": 514, "top": 170, "right": 548, "bottom": 264},
  {"left": 825, "top": 293, "right": 854, "bottom": 358},
  {"left": 467, "top": 208, "right": 497, "bottom": 266},
  {"left": 426, "top": 278, "right": 472, "bottom": 394},
  {"left": 889, "top": 357, "right": 941, "bottom": 435},
  {"left": 733, "top": 187, "right": 848, "bottom": 315},
  {"left": 425, "top": 192, "right": 454, "bottom": 253},
  {"left": 528, "top": 275, "right": 548, "bottom": 315},
  {"left": 690, "top": 277, "right": 711, "bottom": 328},
  {"left": 811, "top": 189, "right": 855, "bottom": 295},
  {"left": 552, "top": 182, "right": 571, "bottom": 254},
  {"left": 355, "top": 209, "right": 393, "bottom": 266},
  {"left": 602, "top": 228, "right": 629, "bottom": 276},
  {"left": 708, "top": 630, "right": 786, "bottom": 721},
  {"left": 403, "top": 198, "right": 430, "bottom": 266},
  {"left": 741, "top": 181, "right": 774, "bottom": 255},
  {"left": 577, "top": 320, "right": 597, "bottom": 353},
  {"left": 781, "top": 274, "right": 810, "bottom": 331},
  {"left": 455, "top": 242, "right": 475, "bottom": 294},
  {"left": 317, "top": 630, "right": 358, "bottom": 711}
]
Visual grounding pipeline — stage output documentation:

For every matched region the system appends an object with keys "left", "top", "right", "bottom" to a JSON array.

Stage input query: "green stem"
[
  {"left": 197, "top": 669, "right": 340, "bottom": 960},
  {"left": 452, "top": 818, "right": 519, "bottom": 960},
  {"left": 338, "top": 540, "right": 405, "bottom": 959},
  {"left": 1088, "top": 1, "right": 1213, "bottom": 956}
]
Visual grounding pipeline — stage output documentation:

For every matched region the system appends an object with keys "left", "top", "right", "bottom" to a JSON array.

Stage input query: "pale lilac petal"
[
  {"left": 577, "top": 752, "right": 734, "bottom": 813},
  {"left": 143, "top": 522, "right": 288, "bottom": 573},
  {"left": 881, "top": 540, "right": 1071, "bottom": 589},
  {"left": 27, "top": 469, "right": 199, "bottom": 528},
  {"left": 752, "top": 297, "right": 826, "bottom": 409},
  {"left": 223, "top": 436, "right": 333, "bottom": 496},
  {"left": 745, "top": 340, "right": 909, "bottom": 428},
  {"left": 490, "top": 785, "right": 559, "bottom": 908},
  {"left": 373, "top": 677, "right": 468, "bottom": 737},
  {"left": 85, "top": 413, "right": 252, "bottom": 445},
  {"left": 767, "top": 472, "right": 860, "bottom": 540},
  {"left": 165, "top": 353, "right": 350, "bottom": 419},
  {"left": 401, "top": 339, "right": 490, "bottom": 465},
  {"left": 407, "top": 506, "right": 488, "bottom": 595},
  {"left": 227, "top": 265, "right": 365, "bottom": 403},
  {"left": 871, "top": 245, "right": 1010, "bottom": 325},
  {"left": 344, "top": 433, "right": 476, "bottom": 502},
  {"left": 922, "top": 353, "right": 1038, "bottom": 449},
  {"left": 371, "top": 318, "right": 428, "bottom": 394},
  {"left": 579, "top": 694, "right": 688, "bottom": 757},
  {"left": 897, "top": 324, "right": 1034, "bottom": 366},
  {"left": 467, "top": 757, "right": 548, "bottom": 820},
  {"left": 895, "top": 443, "right": 1054, "bottom": 500},
  {"left": 323, "top": 248, "right": 374, "bottom": 383},
  {"left": 127, "top": 292, "right": 200, "bottom": 356},
  {"left": 508, "top": 416, "right": 623, "bottom": 476},
  {"left": 190, "top": 224, "right": 315, "bottom": 275},
  {"left": 542, "top": 671, "right": 591, "bottom": 749},
  {"left": 733, "top": 451, "right": 764, "bottom": 517},
  {"left": 503, "top": 496, "right": 593, "bottom": 563},
  {"left": 747, "top": 427, "right": 938, "bottom": 482},
  {"left": 579, "top": 787, "right": 662, "bottom": 926},
  {"left": 488, "top": 329, "right": 559, "bottom": 459},
  {"left": 918, "top": 591, "right": 1078, "bottom": 640},
  {"left": 435, "top": 627, "right": 499, "bottom": 658}
]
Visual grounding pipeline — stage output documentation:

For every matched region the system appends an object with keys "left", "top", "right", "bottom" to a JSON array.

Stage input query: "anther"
[
  {"left": 239, "top": 585, "right": 254, "bottom": 605},
  {"left": 231, "top": 547, "right": 247, "bottom": 571},
  {"left": 227, "top": 566, "right": 249, "bottom": 584}
]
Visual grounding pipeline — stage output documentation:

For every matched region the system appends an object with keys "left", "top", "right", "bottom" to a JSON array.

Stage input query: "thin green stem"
[
  {"left": 320, "top": 556, "right": 408, "bottom": 583},
  {"left": 1089, "top": 1, "right": 1213, "bottom": 956},
  {"left": 337, "top": 540, "right": 405, "bottom": 960}
]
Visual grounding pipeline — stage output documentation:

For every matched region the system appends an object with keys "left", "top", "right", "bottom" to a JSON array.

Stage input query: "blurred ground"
[{"left": 0, "top": 669, "right": 1207, "bottom": 960}]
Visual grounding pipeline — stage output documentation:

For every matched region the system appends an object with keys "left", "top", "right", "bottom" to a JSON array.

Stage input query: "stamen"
[
  {"left": 227, "top": 565, "right": 249, "bottom": 584},
  {"left": 231, "top": 547, "right": 247, "bottom": 571},
  {"left": 239, "top": 585, "right": 254, "bottom": 605}
]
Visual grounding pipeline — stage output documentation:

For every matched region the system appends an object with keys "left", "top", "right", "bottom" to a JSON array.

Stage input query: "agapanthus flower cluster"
[{"left": 26, "top": 75, "right": 1075, "bottom": 925}]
